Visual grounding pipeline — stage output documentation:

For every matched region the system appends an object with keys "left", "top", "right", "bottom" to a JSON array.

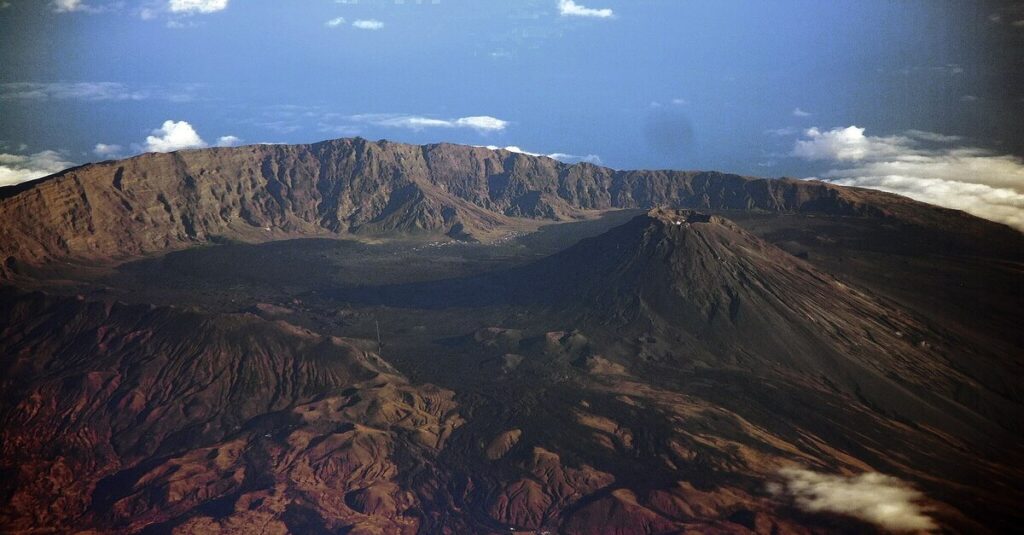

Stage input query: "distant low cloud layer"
[
  {"left": 0, "top": 120, "right": 243, "bottom": 188},
  {"left": 215, "top": 135, "right": 242, "bottom": 147},
  {"left": 558, "top": 0, "right": 613, "bottom": 18},
  {"left": 0, "top": 82, "right": 198, "bottom": 103},
  {"left": 486, "top": 145, "right": 602, "bottom": 165},
  {"left": 774, "top": 468, "right": 936, "bottom": 532},
  {"left": 169, "top": 0, "right": 228, "bottom": 14},
  {"left": 52, "top": 0, "right": 86, "bottom": 13},
  {"left": 51, "top": 0, "right": 227, "bottom": 16},
  {"left": 350, "top": 114, "right": 509, "bottom": 132},
  {"left": 793, "top": 126, "right": 1024, "bottom": 230},
  {"left": 93, "top": 143, "right": 123, "bottom": 158},
  {"left": 0, "top": 151, "right": 74, "bottom": 187},
  {"left": 138, "top": 120, "right": 240, "bottom": 153},
  {"left": 352, "top": 19, "right": 384, "bottom": 30}
]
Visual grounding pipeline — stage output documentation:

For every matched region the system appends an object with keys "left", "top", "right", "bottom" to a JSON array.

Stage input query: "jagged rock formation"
[{"left": 2, "top": 138, "right": 1016, "bottom": 277}]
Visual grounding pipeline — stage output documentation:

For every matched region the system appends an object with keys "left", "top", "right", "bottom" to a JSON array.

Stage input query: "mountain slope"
[
  {"left": 521, "top": 210, "right": 1020, "bottom": 429},
  {"left": 319, "top": 208, "right": 1022, "bottom": 531},
  {"left": 1, "top": 209, "right": 1021, "bottom": 532},
  {"left": 0, "top": 289, "right": 464, "bottom": 533},
  {"left": 340, "top": 208, "right": 1020, "bottom": 438},
  {"left": 2, "top": 138, "right": 1017, "bottom": 277}
]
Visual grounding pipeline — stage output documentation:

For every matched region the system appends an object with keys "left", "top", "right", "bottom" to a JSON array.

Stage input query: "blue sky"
[{"left": 2, "top": 0, "right": 1023, "bottom": 228}]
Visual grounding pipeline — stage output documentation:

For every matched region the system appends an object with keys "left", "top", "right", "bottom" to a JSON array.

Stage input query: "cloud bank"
[
  {"left": 483, "top": 145, "right": 602, "bottom": 165},
  {"left": 52, "top": 0, "right": 87, "bottom": 13},
  {"left": 793, "top": 126, "right": 1024, "bottom": 230},
  {"left": 0, "top": 151, "right": 74, "bottom": 187},
  {"left": 93, "top": 143, "right": 123, "bottom": 158},
  {"left": 352, "top": 19, "right": 384, "bottom": 30},
  {"left": 774, "top": 468, "right": 936, "bottom": 532},
  {"left": 169, "top": 0, "right": 228, "bottom": 14},
  {"left": 1, "top": 82, "right": 143, "bottom": 101},
  {"left": 215, "top": 135, "right": 242, "bottom": 147},
  {"left": 351, "top": 114, "right": 509, "bottom": 132},
  {"left": 558, "top": 0, "right": 613, "bottom": 18},
  {"left": 0, "top": 82, "right": 199, "bottom": 103},
  {"left": 137, "top": 120, "right": 240, "bottom": 153},
  {"left": 144, "top": 120, "right": 207, "bottom": 152}
]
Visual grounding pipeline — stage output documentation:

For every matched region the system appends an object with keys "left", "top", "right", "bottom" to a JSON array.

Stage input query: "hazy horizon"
[{"left": 1, "top": 0, "right": 1023, "bottom": 228}]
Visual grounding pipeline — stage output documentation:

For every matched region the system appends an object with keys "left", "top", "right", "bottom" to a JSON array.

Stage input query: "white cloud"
[
  {"left": 352, "top": 19, "right": 383, "bottom": 30},
  {"left": 168, "top": 0, "right": 227, "bottom": 14},
  {"left": 144, "top": 120, "right": 208, "bottom": 152},
  {"left": 351, "top": 114, "right": 509, "bottom": 132},
  {"left": 215, "top": 135, "right": 242, "bottom": 147},
  {"left": 774, "top": 468, "right": 936, "bottom": 532},
  {"left": 325, "top": 16, "right": 346, "bottom": 27},
  {"left": 793, "top": 125, "right": 1024, "bottom": 230},
  {"left": 547, "top": 152, "right": 603, "bottom": 165},
  {"left": 793, "top": 126, "right": 906, "bottom": 161},
  {"left": 483, "top": 145, "right": 602, "bottom": 165},
  {"left": 93, "top": 143, "right": 123, "bottom": 158},
  {"left": 792, "top": 107, "right": 812, "bottom": 117},
  {"left": 52, "top": 0, "right": 86, "bottom": 12},
  {"left": 452, "top": 116, "right": 507, "bottom": 131},
  {"left": 827, "top": 174, "right": 1024, "bottom": 231},
  {"left": 0, "top": 150, "right": 74, "bottom": 187},
  {"left": 558, "top": 0, "right": 613, "bottom": 18}
]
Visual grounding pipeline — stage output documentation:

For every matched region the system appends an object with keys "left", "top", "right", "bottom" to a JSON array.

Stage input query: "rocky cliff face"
[{"left": 2, "top": 137, "right": 1010, "bottom": 276}]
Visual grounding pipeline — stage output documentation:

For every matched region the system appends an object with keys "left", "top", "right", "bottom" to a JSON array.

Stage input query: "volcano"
[{"left": 0, "top": 140, "right": 1021, "bottom": 534}]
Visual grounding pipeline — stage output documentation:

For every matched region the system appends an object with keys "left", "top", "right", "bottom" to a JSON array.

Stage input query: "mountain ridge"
[{"left": 2, "top": 137, "right": 1018, "bottom": 278}]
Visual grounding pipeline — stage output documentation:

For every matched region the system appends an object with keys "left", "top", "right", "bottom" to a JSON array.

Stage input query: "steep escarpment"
[{"left": 3, "top": 137, "right": 1014, "bottom": 277}]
